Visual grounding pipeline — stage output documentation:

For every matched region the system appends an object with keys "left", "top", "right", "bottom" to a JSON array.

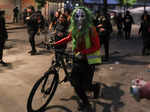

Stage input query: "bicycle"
[{"left": 27, "top": 47, "right": 75, "bottom": 112}]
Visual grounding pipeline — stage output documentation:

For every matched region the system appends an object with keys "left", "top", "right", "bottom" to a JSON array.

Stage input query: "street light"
[
  {"left": 66, "top": 0, "right": 69, "bottom": 4},
  {"left": 75, "top": 3, "right": 79, "bottom": 7}
]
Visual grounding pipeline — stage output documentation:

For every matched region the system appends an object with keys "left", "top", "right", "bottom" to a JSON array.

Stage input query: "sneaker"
[
  {"left": 28, "top": 50, "right": 32, "bottom": 53},
  {"left": 30, "top": 52, "right": 36, "bottom": 55},
  {"left": 0, "top": 60, "right": 8, "bottom": 66},
  {"left": 78, "top": 104, "right": 92, "bottom": 112},
  {"left": 28, "top": 50, "right": 37, "bottom": 54},
  {"left": 93, "top": 83, "right": 100, "bottom": 99}
]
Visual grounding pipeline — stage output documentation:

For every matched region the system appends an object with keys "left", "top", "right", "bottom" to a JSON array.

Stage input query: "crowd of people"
[
  {"left": 1, "top": 5, "right": 150, "bottom": 112},
  {"left": 114, "top": 10, "right": 150, "bottom": 56}
]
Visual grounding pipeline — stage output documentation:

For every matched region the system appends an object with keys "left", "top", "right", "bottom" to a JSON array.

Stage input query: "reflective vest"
[{"left": 85, "top": 30, "right": 102, "bottom": 65}]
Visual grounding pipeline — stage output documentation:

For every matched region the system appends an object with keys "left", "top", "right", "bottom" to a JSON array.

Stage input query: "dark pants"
[
  {"left": 0, "top": 41, "right": 5, "bottom": 60},
  {"left": 100, "top": 36, "right": 109, "bottom": 59},
  {"left": 117, "top": 24, "right": 123, "bottom": 39},
  {"left": 142, "top": 37, "right": 150, "bottom": 55},
  {"left": 13, "top": 15, "right": 18, "bottom": 23},
  {"left": 70, "top": 58, "right": 95, "bottom": 105},
  {"left": 124, "top": 26, "right": 131, "bottom": 40},
  {"left": 28, "top": 30, "right": 37, "bottom": 52}
]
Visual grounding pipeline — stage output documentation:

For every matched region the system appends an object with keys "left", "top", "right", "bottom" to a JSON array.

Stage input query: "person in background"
[
  {"left": 0, "top": 10, "right": 8, "bottom": 66},
  {"left": 50, "top": 11, "right": 54, "bottom": 22},
  {"left": 49, "top": 11, "right": 61, "bottom": 31},
  {"left": 64, "top": 9, "right": 72, "bottom": 37},
  {"left": 115, "top": 13, "right": 123, "bottom": 39},
  {"left": 26, "top": 6, "right": 44, "bottom": 55},
  {"left": 141, "top": 11, "right": 148, "bottom": 21},
  {"left": 54, "top": 13, "right": 68, "bottom": 65},
  {"left": 93, "top": 11, "right": 101, "bottom": 27},
  {"left": 13, "top": 7, "right": 19, "bottom": 23},
  {"left": 139, "top": 13, "right": 150, "bottom": 56},
  {"left": 64, "top": 9, "right": 71, "bottom": 26},
  {"left": 123, "top": 11, "right": 134, "bottom": 40},
  {"left": 23, "top": 8, "right": 27, "bottom": 24},
  {"left": 97, "top": 15, "right": 112, "bottom": 61}
]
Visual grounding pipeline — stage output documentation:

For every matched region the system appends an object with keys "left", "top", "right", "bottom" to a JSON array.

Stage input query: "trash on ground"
[
  {"left": 110, "top": 67, "right": 113, "bottom": 70},
  {"left": 130, "top": 78, "right": 150, "bottom": 101},
  {"left": 115, "top": 61, "right": 120, "bottom": 64}
]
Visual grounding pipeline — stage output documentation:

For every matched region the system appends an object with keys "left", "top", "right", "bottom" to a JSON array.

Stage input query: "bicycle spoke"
[
  {"left": 45, "top": 76, "right": 56, "bottom": 94},
  {"left": 30, "top": 74, "right": 56, "bottom": 111},
  {"left": 32, "top": 81, "right": 49, "bottom": 110}
]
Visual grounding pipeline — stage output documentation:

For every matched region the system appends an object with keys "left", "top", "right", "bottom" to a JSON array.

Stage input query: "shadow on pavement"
[
  {"left": 0, "top": 63, "right": 12, "bottom": 69},
  {"left": 60, "top": 82, "right": 125, "bottom": 112},
  {"left": 61, "top": 95, "right": 81, "bottom": 106},
  {"left": 99, "top": 82, "right": 125, "bottom": 112},
  {"left": 43, "top": 105, "right": 72, "bottom": 112}
]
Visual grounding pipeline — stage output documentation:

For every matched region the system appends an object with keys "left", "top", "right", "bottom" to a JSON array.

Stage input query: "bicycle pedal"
[
  {"left": 41, "top": 88, "right": 45, "bottom": 93},
  {"left": 45, "top": 88, "right": 51, "bottom": 95},
  {"left": 59, "top": 79, "right": 66, "bottom": 84}
]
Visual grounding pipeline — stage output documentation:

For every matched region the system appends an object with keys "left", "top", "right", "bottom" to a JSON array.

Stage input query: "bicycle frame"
[
  {"left": 52, "top": 52, "right": 72, "bottom": 83},
  {"left": 41, "top": 50, "right": 73, "bottom": 94}
]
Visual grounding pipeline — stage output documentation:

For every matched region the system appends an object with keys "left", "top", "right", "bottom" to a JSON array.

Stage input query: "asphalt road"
[{"left": 0, "top": 24, "right": 150, "bottom": 112}]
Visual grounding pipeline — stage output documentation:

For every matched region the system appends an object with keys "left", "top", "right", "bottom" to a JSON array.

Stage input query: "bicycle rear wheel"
[{"left": 27, "top": 69, "right": 59, "bottom": 112}]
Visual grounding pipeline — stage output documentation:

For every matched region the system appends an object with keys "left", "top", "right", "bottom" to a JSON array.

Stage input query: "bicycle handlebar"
[
  {"left": 50, "top": 43, "right": 82, "bottom": 61},
  {"left": 55, "top": 48, "right": 74, "bottom": 58}
]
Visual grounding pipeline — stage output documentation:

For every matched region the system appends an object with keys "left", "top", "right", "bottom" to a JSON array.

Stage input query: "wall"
[
  {"left": 0, "top": 0, "right": 63, "bottom": 22},
  {"left": 22, "top": 0, "right": 36, "bottom": 11},
  {"left": 0, "top": 0, "right": 16, "bottom": 22}
]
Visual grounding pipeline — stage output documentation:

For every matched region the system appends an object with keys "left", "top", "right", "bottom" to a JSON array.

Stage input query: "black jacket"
[
  {"left": 123, "top": 14, "right": 134, "bottom": 28},
  {"left": 26, "top": 12, "right": 45, "bottom": 32},
  {"left": 139, "top": 20, "right": 150, "bottom": 39}
]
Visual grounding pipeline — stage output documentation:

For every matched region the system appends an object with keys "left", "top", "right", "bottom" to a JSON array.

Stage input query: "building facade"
[
  {"left": 22, "top": 0, "right": 36, "bottom": 11},
  {"left": 0, "top": 0, "right": 37, "bottom": 22},
  {"left": 0, "top": 0, "right": 17, "bottom": 22}
]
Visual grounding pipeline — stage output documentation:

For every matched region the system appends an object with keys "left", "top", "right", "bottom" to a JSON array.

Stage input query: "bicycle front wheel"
[{"left": 27, "top": 69, "right": 59, "bottom": 112}]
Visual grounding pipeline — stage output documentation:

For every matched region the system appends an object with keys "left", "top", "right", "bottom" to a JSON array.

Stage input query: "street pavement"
[
  {"left": 0, "top": 24, "right": 150, "bottom": 112},
  {"left": 6, "top": 23, "right": 27, "bottom": 30}
]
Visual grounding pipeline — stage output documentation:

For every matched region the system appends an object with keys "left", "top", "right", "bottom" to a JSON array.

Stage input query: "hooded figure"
[{"left": 55, "top": 7, "right": 101, "bottom": 112}]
